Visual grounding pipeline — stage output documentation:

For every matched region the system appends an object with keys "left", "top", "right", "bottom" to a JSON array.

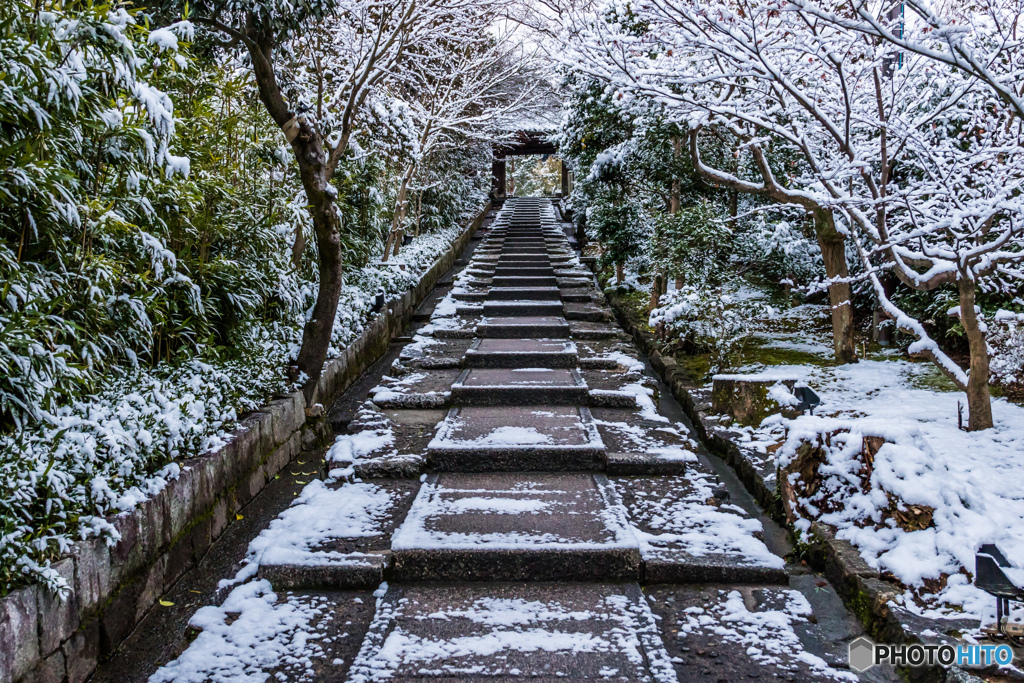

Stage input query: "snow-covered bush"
[
  {"left": 989, "top": 310, "right": 1024, "bottom": 386},
  {"left": 0, "top": 1, "right": 490, "bottom": 595},
  {"left": 657, "top": 198, "right": 732, "bottom": 285},
  {"left": 587, "top": 196, "right": 651, "bottom": 276},
  {"left": 733, "top": 214, "right": 823, "bottom": 288},
  {"left": 650, "top": 286, "right": 761, "bottom": 372}
]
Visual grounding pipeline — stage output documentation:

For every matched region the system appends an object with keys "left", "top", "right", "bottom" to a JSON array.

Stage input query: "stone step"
[
  {"left": 497, "top": 252, "right": 551, "bottom": 261},
  {"left": 486, "top": 286, "right": 561, "bottom": 300},
  {"left": 564, "top": 302, "right": 612, "bottom": 321},
  {"left": 258, "top": 552, "right": 389, "bottom": 590},
  {"left": 561, "top": 291, "right": 593, "bottom": 303},
  {"left": 451, "top": 290, "right": 486, "bottom": 302},
  {"left": 605, "top": 451, "right": 693, "bottom": 475},
  {"left": 557, "top": 277, "right": 594, "bottom": 288},
  {"left": 500, "top": 233, "right": 562, "bottom": 239},
  {"left": 555, "top": 270, "right": 593, "bottom": 279},
  {"left": 570, "top": 322, "right": 621, "bottom": 340},
  {"left": 642, "top": 549, "right": 790, "bottom": 584},
  {"left": 462, "top": 338, "right": 578, "bottom": 368},
  {"left": 491, "top": 275, "right": 558, "bottom": 287},
  {"left": 347, "top": 582, "right": 674, "bottom": 682},
  {"left": 252, "top": 479, "right": 420, "bottom": 590},
  {"left": 615, "top": 474, "right": 790, "bottom": 585},
  {"left": 427, "top": 405, "right": 605, "bottom": 471},
  {"left": 482, "top": 300, "right": 563, "bottom": 317},
  {"left": 389, "top": 473, "right": 639, "bottom": 581},
  {"left": 495, "top": 259, "right": 557, "bottom": 267},
  {"left": 493, "top": 267, "right": 556, "bottom": 277},
  {"left": 476, "top": 316, "right": 570, "bottom": 338},
  {"left": 449, "top": 368, "right": 589, "bottom": 405}
]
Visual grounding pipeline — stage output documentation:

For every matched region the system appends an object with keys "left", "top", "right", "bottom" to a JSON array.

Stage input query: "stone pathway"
[{"left": 142, "top": 199, "right": 897, "bottom": 683}]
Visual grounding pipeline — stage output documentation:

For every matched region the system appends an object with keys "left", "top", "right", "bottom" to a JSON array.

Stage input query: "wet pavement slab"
[{"left": 347, "top": 583, "right": 676, "bottom": 683}]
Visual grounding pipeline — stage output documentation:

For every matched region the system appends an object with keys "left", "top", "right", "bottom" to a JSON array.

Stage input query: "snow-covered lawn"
[{"left": 717, "top": 301, "right": 1024, "bottom": 627}]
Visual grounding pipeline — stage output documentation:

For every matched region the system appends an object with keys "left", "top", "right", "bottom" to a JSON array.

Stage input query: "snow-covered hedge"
[
  {"left": 0, "top": 2, "right": 490, "bottom": 596},
  {"left": 650, "top": 285, "right": 767, "bottom": 372},
  {"left": 0, "top": 219, "right": 470, "bottom": 595}
]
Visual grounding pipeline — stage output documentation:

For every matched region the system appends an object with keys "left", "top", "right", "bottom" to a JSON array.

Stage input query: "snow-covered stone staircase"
[
  {"left": 146, "top": 199, "right": 881, "bottom": 682},
  {"left": 332, "top": 198, "right": 791, "bottom": 679}
]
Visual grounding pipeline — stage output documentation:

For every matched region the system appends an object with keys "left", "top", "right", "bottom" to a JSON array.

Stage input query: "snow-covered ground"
[
  {"left": 153, "top": 474, "right": 399, "bottom": 682},
  {"left": 714, "top": 299, "right": 1024, "bottom": 628}
]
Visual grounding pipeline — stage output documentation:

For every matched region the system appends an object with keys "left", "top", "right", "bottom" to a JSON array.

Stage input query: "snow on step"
[
  {"left": 463, "top": 338, "right": 578, "bottom": 368},
  {"left": 449, "top": 367, "right": 589, "bottom": 406},
  {"left": 489, "top": 275, "right": 559, "bottom": 287},
  {"left": 614, "top": 475, "right": 788, "bottom": 584},
  {"left": 481, "top": 300, "right": 564, "bottom": 317},
  {"left": 427, "top": 405, "right": 605, "bottom": 471},
  {"left": 476, "top": 315, "right": 570, "bottom": 338},
  {"left": 251, "top": 479, "right": 419, "bottom": 589},
  {"left": 348, "top": 583, "right": 678, "bottom": 682},
  {"left": 389, "top": 472, "right": 640, "bottom": 581},
  {"left": 485, "top": 286, "right": 561, "bottom": 300},
  {"left": 647, "top": 585, "right": 858, "bottom": 681}
]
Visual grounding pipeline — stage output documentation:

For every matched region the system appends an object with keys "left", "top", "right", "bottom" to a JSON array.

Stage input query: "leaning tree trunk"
[
  {"left": 291, "top": 129, "right": 344, "bottom": 405},
  {"left": 248, "top": 37, "right": 344, "bottom": 406},
  {"left": 958, "top": 279, "right": 994, "bottom": 430},
  {"left": 383, "top": 170, "right": 413, "bottom": 261},
  {"left": 813, "top": 208, "right": 857, "bottom": 365}
]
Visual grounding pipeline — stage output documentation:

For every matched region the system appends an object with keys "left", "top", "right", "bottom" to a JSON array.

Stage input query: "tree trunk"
[
  {"left": 414, "top": 191, "right": 422, "bottom": 237},
  {"left": 670, "top": 138, "right": 682, "bottom": 215},
  {"left": 813, "top": 208, "right": 857, "bottom": 365},
  {"left": 729, "top": 190, "right": 738, "bottom": 231},
  {"left": 616, "top": 261, "right": 624, "bottom": 284},
  {"left": 383, "top": 171, "right": 412, "bottom": 261},
  {"left": 648, "top": 273, "right": 664, "bottom": 313},
  {"left": 291, "top": 129, "right": 344, "bottom": 405},
  {"left": 247, "top": 37, "right": 343, "bottom": 406},
  {"left": 958, "top": 279, "right": 994, "bottom": 430}
]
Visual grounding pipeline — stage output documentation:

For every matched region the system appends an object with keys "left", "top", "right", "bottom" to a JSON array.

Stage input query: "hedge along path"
[
  {"left": 0, "top": 207, "right": 489, "bottom": 683},
  {"left": 143, "top": 199, "right": 890, "bottom": 683}
]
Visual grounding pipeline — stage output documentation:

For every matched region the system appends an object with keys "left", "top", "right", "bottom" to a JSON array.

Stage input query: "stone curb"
[
  {"left": 598, "top": 287, "right": 933, "bottom": 676},
  {"left": 0, "top": 202, "right": 491, "bottom": 683}
]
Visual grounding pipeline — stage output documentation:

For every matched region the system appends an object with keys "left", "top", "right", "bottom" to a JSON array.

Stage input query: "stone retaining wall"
[{"left": 0, "top": 202, "right": 489, "bottom": 683}]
